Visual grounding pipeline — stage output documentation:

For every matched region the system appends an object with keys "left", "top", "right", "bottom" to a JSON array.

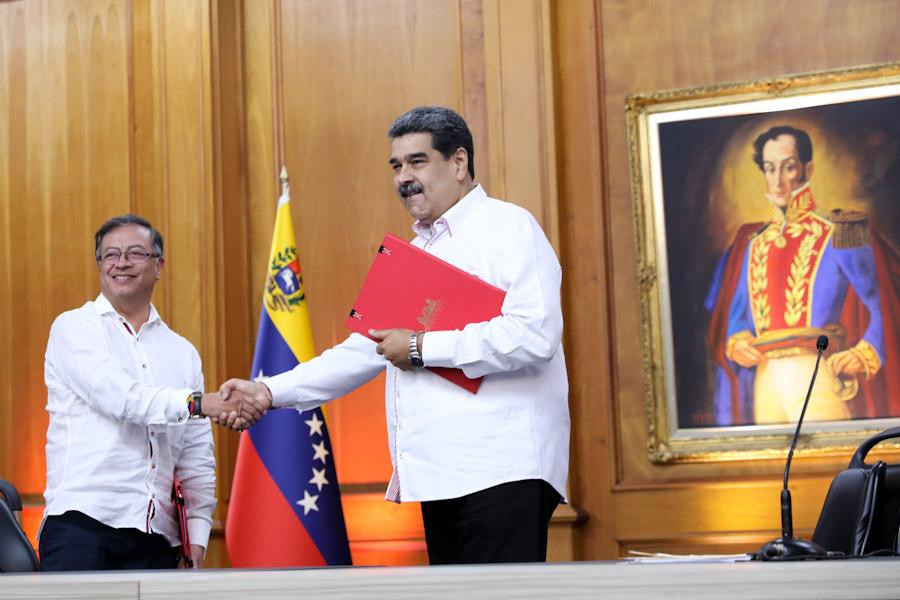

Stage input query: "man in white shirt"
[
  {"left": 223, "top": 107, "right": 570, "bottom": 564},
  {"left": 40, "top": 215, "right": 242, "bottom": 571}
]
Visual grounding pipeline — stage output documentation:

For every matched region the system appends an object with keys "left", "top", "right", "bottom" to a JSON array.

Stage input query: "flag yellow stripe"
[{"left": 264, "top": 200, "right": 316, "bottom": 362}]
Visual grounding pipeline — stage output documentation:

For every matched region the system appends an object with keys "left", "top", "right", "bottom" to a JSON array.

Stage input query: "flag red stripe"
[{"left": 225, "top": 432, "right": 326, "bottom": 567}]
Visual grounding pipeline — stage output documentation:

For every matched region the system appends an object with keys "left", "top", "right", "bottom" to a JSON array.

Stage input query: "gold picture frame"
[{"left": 627, "top": 63, "right": 900, "bottom": 463}]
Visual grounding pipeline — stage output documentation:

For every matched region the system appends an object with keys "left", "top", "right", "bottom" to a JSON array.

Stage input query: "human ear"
[{"left": 454, "top": 148, "right": 469, "bottom": 181}]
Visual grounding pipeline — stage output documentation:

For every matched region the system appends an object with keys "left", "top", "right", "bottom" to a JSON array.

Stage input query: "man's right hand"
[
  {"left": 199, "top": 392, "right": 246, "bottom": 430},
  {"left": 217, "top": 379, "right": 273, "bottom": 430},
  {"left": 729, "top": 337, "right": 765, "bottom": 368}
]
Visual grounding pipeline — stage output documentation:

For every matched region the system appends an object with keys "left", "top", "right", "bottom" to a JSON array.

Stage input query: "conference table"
[{"left": 1, "top": 557, "right": 898, "bottom": 598}]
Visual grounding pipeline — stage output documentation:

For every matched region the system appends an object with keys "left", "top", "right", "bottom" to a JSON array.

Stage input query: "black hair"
[
  {"left": 388, "top": 106, "right": 475, "bottom": 179},
  {"left": 752, "top": 125, "right": 813, "bottom": 171},
  {"left": 94, "top": 214, "right": 163, "bottom": 261}
]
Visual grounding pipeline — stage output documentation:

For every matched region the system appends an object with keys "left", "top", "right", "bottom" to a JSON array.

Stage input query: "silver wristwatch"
[{"left": 408, "top": 332, "right": 424, "bottom": 368}]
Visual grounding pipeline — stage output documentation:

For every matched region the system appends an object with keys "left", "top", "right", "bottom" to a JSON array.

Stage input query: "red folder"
[
  {"left": 172, "top": 477, "right": 193, "bottom": 568},
  {"left": 346, "top": 233, "right": 506, "bottom": 393}
]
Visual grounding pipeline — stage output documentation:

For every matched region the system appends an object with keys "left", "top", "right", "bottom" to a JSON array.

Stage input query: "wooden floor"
[{"left": 2, "top": 558, "right": 900, "bottom": 599}]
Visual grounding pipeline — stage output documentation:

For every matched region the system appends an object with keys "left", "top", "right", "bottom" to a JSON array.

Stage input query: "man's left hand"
[
  {"left": 828, "top": 349, "right": 865, "bottom": 377},
  {"left": 179, "top": 544, "right": 205, "bottom": 569},
  {"left": 370, "top": 328, "right": 419, "bottom": 370}
]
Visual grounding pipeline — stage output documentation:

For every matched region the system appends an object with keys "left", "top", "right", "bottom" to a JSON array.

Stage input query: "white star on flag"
[
  {"left": 312, "top": 440, "right": 330, "bottom": 463},
  {"left": 305, "top": 412, "right": 324, "bottom": 436},
  {"left": 253, "top": 369, "right": 266, "bottom": 381},
  {"left": 296, "top": 490, "right": 320, "bottom": 515},
  {"left": 309, "top": 467, "right": 329, "bottom": 491}
]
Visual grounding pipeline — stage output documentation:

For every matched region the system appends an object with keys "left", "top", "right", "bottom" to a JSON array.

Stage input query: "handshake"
[{"left": 198, "top": 379, "right": 273, "bottom": 431}]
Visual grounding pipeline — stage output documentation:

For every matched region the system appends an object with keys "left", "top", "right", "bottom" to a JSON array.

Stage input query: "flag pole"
[{"left": 280, "top": 165, "right": 289, "bottom": 197}]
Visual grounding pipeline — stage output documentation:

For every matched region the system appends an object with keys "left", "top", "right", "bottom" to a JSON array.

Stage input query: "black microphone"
[{"left": 755, "top": 335, "right": 829, "bottom": 560}]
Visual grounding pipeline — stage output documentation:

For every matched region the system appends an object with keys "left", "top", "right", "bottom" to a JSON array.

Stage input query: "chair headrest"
[
  {"left": 0, "top": 484, "right": 40, "bottom": 572},
  {"left": 0, "top": 480, "right": 22, "bottom": 512}
]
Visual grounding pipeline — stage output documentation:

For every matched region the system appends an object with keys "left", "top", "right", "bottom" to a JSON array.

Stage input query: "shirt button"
[
  {"left": 151, "top": 463, "right": 156, "bottom": 469},
  {"left": 397, "top": 452, "right": 404, "bottom": 460},
  {"left": 150, "top": 432, "right": 155, "bottom": 437},
  {"left": 142, "top": 364, "right": 147, "bottom": 369},
  {"left": 177, "top": 417, "right": 183, "bottom": 422}
]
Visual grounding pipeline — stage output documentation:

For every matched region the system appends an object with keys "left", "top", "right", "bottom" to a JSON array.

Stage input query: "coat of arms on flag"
[{"left": 267, "top": 247, "right": 304, "bottom": 310}]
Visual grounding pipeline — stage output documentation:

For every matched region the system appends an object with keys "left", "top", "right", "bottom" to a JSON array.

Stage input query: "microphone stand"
[{"left": 755, "top": 336, "right": 829, "bottom": 560}]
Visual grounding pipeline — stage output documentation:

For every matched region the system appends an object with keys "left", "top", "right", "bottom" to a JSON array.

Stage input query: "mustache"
[{"left": 399, "top": 182, "right": 424, "bottom": 198}]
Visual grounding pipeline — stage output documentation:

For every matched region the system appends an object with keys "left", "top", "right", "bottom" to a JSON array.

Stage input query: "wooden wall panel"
[
  {"left": 0, "top": 0, "right": 242, "bottom": 558},
  {"left": 483, "top": 0, "right": 558, "bottom": 247},
  {"left": 0, "top": 0, "right": 132, "bottom": 504},
  {"left": 206, "top": 0, "right": 253, "bottom": 565},
  {"left": 589, "top": 0, "right": 900, "bottom": 558},
  {"left": 459, "top": 0, "right": 490, "bottom": 193},
  {"left": 551, "top": 0, "right": 614, "bottom": 559}
]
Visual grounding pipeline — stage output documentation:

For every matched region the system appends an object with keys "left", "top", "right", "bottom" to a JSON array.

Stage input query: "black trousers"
[
  {"left": 39, "top": 511, "right": 178, "bottom": 571},
  {"left": 420, "top": 479, "right": 561, "bottom": 565}
]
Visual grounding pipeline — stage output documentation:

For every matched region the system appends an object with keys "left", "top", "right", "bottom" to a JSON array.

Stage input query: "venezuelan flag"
[{"left": 225, "top": 180, "right": 351, "bottom": 567}]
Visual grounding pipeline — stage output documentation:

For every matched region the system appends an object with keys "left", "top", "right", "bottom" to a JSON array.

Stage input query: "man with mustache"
[
  {"left": 40, "top": 215, "right": 242, "bottom": 570},
  {"left": 223, "top": 106, "right": 570, "bottom": 565}
]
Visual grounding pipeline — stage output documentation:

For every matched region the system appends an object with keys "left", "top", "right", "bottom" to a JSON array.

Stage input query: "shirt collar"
[
  {"left": 411, "top": 183, "right": 486, "bottom": 241},
  {"left": 93, "top": 293, "right": 161, "bottom": 326}
]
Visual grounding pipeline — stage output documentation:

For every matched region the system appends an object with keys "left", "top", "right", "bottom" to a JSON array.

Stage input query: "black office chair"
[
  {"left": 811, "top": 427, "right": 900, "bottom": 557},
  {"left": 0, "top": 479, "right": 41, "bottom": 572}
]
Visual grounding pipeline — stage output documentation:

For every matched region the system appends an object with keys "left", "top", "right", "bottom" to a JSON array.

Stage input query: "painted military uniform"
[{"left": 722, "top": 183, "right": 884, "bottom": 423}]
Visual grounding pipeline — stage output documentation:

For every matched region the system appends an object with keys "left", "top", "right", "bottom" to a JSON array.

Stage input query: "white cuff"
[
  {"left": 187, "top": 516, "right": 211, "bottom": 548},
  {"left": 420, "top": 330, "right": 458, "bottom": 368},
  {"left": 264, "top": 372, "right": 299, "bottom": 408},
  {"left": 168, "top": 388, "right": 194, "bottom": 425}
]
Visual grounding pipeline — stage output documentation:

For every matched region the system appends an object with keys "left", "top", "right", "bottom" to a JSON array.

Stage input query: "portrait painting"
[{"left": 628, "top": 63, "right": 900, "bottom": 462}]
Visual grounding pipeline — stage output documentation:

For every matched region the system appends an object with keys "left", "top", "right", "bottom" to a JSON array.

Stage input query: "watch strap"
[
  {"left": 408, "top": 332, "right": 424, "bottom": 368},
  {"left": 189, "top": 391, "right": 205, "bottom": 419}
]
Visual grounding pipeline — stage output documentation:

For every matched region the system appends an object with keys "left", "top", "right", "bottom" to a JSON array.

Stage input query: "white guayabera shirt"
[
  {"left": 266, "top": 184, "right": 570, "bottom": 503},
  {"left": 42, "top": 293, "right": 216, "bottom": 547}
]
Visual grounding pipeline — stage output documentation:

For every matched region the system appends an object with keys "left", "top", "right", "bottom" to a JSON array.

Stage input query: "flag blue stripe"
[
  {"left": 248, "top": 309, "right": 352, "bottom": 565},
  {"left": 250, "top": 306, "right": 298, "bottom": 378}
]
